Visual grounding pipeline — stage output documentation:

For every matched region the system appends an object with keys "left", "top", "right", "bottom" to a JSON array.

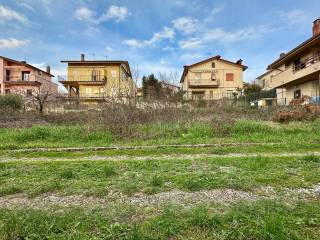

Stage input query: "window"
[
  {"left": 209, "top": 90, "right": 214, "bottom": 99},
  {"left": 91, "top": 70, "right": 100, "bottom": 81},
  {"left": 212, "top": 62, "right": 215, "bottom": 68},
  {"left": 195, "top": 73, "right": 201, "bottom": 80},
  {"left": 226, "top": 73, "right": 234, "bottom": 81},
  {"left": 192, "top": 91, "right": 205, "bottom": 100},
  {"left": 5, "top": 89, "right": 10, "bottom": 94},
  {"left": 111, "top": 70, "right": 117, "bottom": 78},
  {"left": 211, "top": 71, "right": 216, "bottom": 81},
  {"left": 85, "top": 87, "right": 92, "bottom": 95},
  {"left": 26, "top": 89, "right": 32, "bottom": 96},
  {"left": 227, "top": 90, "right": 233, "bottom": 98},
  {"left": 5, "top": 70, "right": 10, "bottom": 81},
  {"left": 22, "top": 71, "right": 30, "bottom": 81},
  {"left": 294, "top": 89, "right": 301, "bottom": 99}
]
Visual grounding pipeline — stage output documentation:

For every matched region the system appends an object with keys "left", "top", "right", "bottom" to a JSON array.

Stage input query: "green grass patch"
[
  {"left": 0, "top": 200, "right": 319, "bottom": 239},
  {"left": 0, "top": 155, "right": 319, "bottom": 197}
]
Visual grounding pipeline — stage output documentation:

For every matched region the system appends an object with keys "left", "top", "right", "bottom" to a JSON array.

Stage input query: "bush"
[{"left": 0, "top": 94, "right": 23, "bottom": 111}]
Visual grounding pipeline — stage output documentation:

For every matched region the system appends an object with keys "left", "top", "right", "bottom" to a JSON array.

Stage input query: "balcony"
[
  {"left": 188, "top": 79, "right": 220, "bottom": 88},
  {"left": 272, "top": 54, "right": 320, "bottom": 88},
  {"left": 58, "top": 75, "right": 107, "bottom": 82}
]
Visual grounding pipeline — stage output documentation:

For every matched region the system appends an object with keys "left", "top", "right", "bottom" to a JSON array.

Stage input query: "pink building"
[{"left": 0, "top": 56, "right": 58, "bottom": 97}]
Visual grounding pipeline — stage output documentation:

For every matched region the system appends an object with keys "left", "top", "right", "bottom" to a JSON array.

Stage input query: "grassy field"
[{"left": 0, "top": 110, "right": 319, "bottom": 239}]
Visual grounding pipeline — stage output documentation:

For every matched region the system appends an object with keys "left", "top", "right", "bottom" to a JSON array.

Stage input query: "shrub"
[{"left": 0, "top": 94, "right": 23, "bottom": 111}]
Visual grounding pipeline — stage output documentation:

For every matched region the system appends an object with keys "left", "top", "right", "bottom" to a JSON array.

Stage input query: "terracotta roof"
[
  {"left": 0, "top": 56, "right": 54, "bottom": 77},
  {"left": 267, "top": 33, "right": 320, "bottom": 70},
  {"left": 180, "top": 55, "right": 248, "bottom": 83}
]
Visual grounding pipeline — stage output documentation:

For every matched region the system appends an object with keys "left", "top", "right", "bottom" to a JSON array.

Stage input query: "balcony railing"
[
  {"left": 188, "top": 79, "right": 220, "bottom": 87},
  {"left": 5, "top": 75, "right": 52, "bottom": 83},
  {"left": 58, "top": 75, "right": 107, "bottom": 82},
  {"left": 293, "top": 54, "right": 320, "bottom": 73}
]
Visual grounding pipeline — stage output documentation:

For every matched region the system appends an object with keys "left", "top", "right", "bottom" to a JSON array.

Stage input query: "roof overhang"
[
  {"left": 4, "top": 81, "right": 41, "bottom": 86},
  {"left": 268, "top": 34, "right": 320, "bottom": 70},
  {"left": 60, "top": 60, "right": 132, "bottom": 78},
  {"left": 0, "top": 56, "right": 54, "bottom": 77}
]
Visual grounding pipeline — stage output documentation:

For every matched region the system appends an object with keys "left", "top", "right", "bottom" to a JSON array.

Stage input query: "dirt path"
[
  {"left": 5, "top": 142, "right": 282, "bottom": 153},
  {"left": 1, "top": 152, "right": 320, "bottom": 163},
  {"left": 0, "top": 186, "right": 318, "bottom": 210}
]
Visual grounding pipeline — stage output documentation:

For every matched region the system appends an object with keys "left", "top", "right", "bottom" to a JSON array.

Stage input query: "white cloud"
[
  {"left": 145, "top": 27, "right": 175, "bottom": 45},
  {"left": 172, "top": 17, "right": 198, "bottom": 35},
  {"left": 179, "top": 53, "right": 205, "bottom": 62},
  {"left": 0, "top": 4, "right": 27, "bottom": 23},
  {"left": 279, "top": 10, "right": 307, "bottom": 25},
  {"left": 105, "top": 46, "right": 114, "bottom": 52},
  {"left": 122, "top": 39, "right": 144, "bottom": 48},
  {"left": 124, "top": 27, "right": 175, "bottom": 48},
  {"left": 162, "top": 46, "right": 175, "bottom": 51},
  {"left": 17, "top": 2, "right": 35, "bottom": 12},
  {"left": 202, "top": 25, "right": 278, "bottom": 43},
  {"left": 179, "top": 37, "right": 203, "bottom": 49},
  {"left": 75, "top": 7, "right": 95, "bottom": 22},
  {"left": 0, "top": 38, "right": 29, "bottom": 49},
  {"left": 100, "top": 5, "right": 130, "bottom": 22},
  {"left": 204, "top": 5, "right": 225, "bottom": 23}
]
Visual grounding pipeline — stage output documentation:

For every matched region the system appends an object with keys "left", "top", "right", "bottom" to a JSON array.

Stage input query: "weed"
[
  {"left": 302, "top": 154, "right": 320, "bottom": 163},
  {"left": 60, "top": 169, "right": 76, "bottom": 179},
  {"left": 102, "top": 164, "right": 117, "bottom": 178}
]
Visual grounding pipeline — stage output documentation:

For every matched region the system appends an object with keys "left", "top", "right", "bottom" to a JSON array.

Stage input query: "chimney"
[
  {"left": 313, "top": 18, "right": 320, "bottom": 36},
  {"left": 236, "top": 59, "right": 243, "bottom": 65},
  {"left": 46, "top": 65, "right": 51, "bottom": 74},
  {"left": 81, "top": 54, "right": 85, "bottom": 61},
  {"left": 279, "top": 53, "right": 286, "bottom": 58}
]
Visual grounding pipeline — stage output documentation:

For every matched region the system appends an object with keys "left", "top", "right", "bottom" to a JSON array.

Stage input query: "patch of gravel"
[
  {"left": 6, "top": 142, "right": 282, "bottom": 153},
  {"left": 1, "top": 152, "right": 320, "bottom": 163},
  {"left": 0, "top": 189, "right": 258, "bottom": 210},
  {"left": 257, "top": 184, "right": 320, "bottom": 200},
  {"left": 0, "top": 185, "right": 319, "bottom": 210}
]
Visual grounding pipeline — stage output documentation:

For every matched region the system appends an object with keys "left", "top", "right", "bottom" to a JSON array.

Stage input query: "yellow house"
[
  {"left": 180, "top": 55, "right": 247, "bottom": 100},
  {"left": 260, "top": 18, "right": 320, "bottom": 105},
  {"left": 255, "top": 70, "right": 287, "bottom": 105},
  {"left": 59, "top": 54, "right": 135, "bottom": 103}
]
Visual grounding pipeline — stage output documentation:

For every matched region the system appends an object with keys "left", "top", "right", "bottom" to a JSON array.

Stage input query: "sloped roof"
[
  {"left": 180, "top": 55, "right": 248, "bottom": 83},
  {"left": 61, "top": 60, "right": 132, "bottom": 77},
  {"left": 267, "top": 33, "right": 320, "bottom": 70},
  {"left": 0, "top": 56, "right": 54, "bottom": 77}
]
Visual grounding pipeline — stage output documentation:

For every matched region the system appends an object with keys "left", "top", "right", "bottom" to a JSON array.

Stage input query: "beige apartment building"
[
  {"left": 257, "top": 18, "right": 320, "bottom": 105},
  {"left": 59, "top": 54, "right": 136, "bottom": 103},
  {"left": 180, "top": 55, "right": 247, "bottom": 100},
  {"left": 0, "top": 56, "right": 58, "bottom": 97}
]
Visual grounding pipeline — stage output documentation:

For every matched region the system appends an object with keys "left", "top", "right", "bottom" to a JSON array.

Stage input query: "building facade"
[
  {"left": 180, "top": 55, "right": 247, "bottom": 100},
  {"left": 59, "top": 54, "right": 136, "bottom": 103},
  {"left": 0, "top": 56, "right": 58, "bottom": 97},
  {"left": 259, "top": 18, "right": 320, "bottom": 105}
]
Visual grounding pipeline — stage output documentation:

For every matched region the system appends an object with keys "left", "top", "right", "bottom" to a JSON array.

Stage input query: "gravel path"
[
  {"left": 1, "top": 152, "right": 320, "bottom": 163},
  {"left": 5, "top": 142, "right": 282, "bottom": 153},
  {"left": 0, "top": 185, "right": 318, "bottom": 210}
]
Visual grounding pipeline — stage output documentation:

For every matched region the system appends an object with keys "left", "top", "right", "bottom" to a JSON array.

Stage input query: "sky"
[{"left": 0, "top": 0, "right": 319, "bottom": 90}]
